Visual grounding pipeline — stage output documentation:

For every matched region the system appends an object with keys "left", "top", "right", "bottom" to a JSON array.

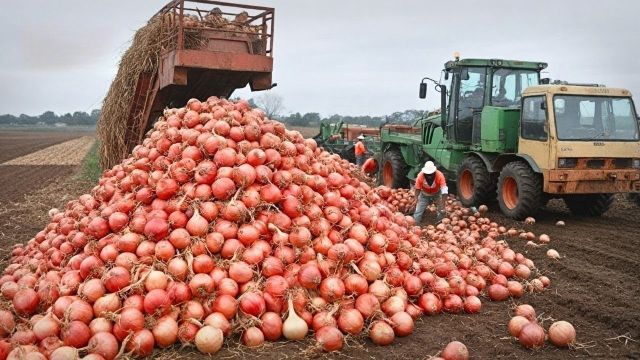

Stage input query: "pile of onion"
[{"left": 0, "top": 97, "right": 549, "bottom": 357}]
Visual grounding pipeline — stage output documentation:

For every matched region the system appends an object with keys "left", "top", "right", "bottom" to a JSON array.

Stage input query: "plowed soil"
[{"left": 0, "top": 130, "right": 92, "bottom": 163}]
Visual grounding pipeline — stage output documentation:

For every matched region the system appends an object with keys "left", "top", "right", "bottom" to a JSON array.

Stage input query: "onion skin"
[
  {"left": 507, "top": 316, "right": 530, "bottom": 337},
  {"left": 518, "top": 323, "right": 546, "bottom": 349},
  {"left": 369, "top": 321, "right": 395, "bottom": 346},
  {"left": 548, "top": 321, "right": 576, "bottom": 347},
  {"left": 195, "top": 326, "right": 224, "bottom": 354},
  {"left": 315, "top": 326, "right": 343, "bottom": 352},
  {"left": 441, "top": 341, "right": 469, "bottom": 360}
]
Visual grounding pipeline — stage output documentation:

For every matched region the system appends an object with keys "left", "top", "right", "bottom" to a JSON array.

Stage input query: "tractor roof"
[
  {"left": 523, "top": 84, "right": 633, "bottom": 97},
  {"left": 444, "top": 58, "right": 546, "bottom": 71}
]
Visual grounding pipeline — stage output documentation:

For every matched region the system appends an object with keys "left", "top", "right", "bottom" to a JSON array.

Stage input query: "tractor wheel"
[
  {"left": 629, "top": 193, "right": 640, "bottom": 207},
  {"left": 380, "top": 148, "right": 409, "bottom": 188},
  {"left": 457, "top": 156, "right": 496, "bottom": 207},
  {"left": 564, "top": 194, "right": 614, "bottom": 216},
  {"left": 496, "top": 161, "right": 543, "bottom": 220}
]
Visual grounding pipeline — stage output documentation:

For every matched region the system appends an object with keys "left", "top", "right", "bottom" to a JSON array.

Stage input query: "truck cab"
[{"left": 510, "top": 85, "right": 640, "bottom": 215}]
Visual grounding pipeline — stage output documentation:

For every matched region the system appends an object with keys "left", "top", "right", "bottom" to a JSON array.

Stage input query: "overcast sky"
[{"left": 1, "top": 0, "right": 638, "bottom": 117}]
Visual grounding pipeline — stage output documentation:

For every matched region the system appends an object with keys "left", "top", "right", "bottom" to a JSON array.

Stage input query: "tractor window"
[
  {"left": 554, "top": 95, "right": 639, "bottom": 141},
  {"left": 521, "top": 96, "right": 548, "bottom": 141},
  {"left": 456, "top": 67, "right": 487, "bottom": 143},
  {"left": 492, "top": 69, "right": 539, "bottom": 107}
]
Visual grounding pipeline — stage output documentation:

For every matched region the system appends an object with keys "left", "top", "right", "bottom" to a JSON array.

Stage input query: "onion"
[
  {"left": 260, "top": 312, "right": 283, "bottom": 341},
  {"left": 33, "top": 315, "right": 60, "bottom": 341},
  {"left": 487, "top": 284, "right": 510, "bottom": 301},
  {"left": 13, "top": 288, "right": 39, "bottom": 315},
  {"left": 126, "top": 329, "right": 155, "bottom": 357},
  {"left": 152, "top": 316, "right": 179, "bottom": 348},
  {"left": 195, "top": 326, "right": 224, "bottom": 354},
  {"left": 337, "top": 308, "right": 364, "bottom": 335},
  {"left": 60, "top": 320, "right": 90, "bottom": 348},
  {"left": 390, "top": 311, "right": 414, "bottom": 337},
  {"left": 242, "top": 327, "right": 264, "bottom": 347},
  {"left": 518, "top": 322, "right": 545, "bottom": 349},
  {"left": 0, "top": 310, "right": 15, "bottom": 337},
  {"left": 282, "top": 297, "right": 308, "bottom": 340},
  {"left": 463, "top": 296, "right": 481, "bottom": 314},
  {"left": 87, "top": 332, "right": 118, "bottom": 360},
  {"left": 239, "top": 292, "right": 266, "bottom": 317},
  {"left": 355, "top": 293, "right": 380, "bottom": 319},
  {"left": 548, "top": 320, "right": 575, "bottom": 347},
  {"left": 50, "top": 346, "right": 79, "bottom": 360},
  {"left": 547, "top": 249, "right": 560, "bottom": 259},
  {"left": 441, "top": 341, "right": 469, "bottom": 360},
  {"left": 369, "top": 320, "right": 394, "bottom": 346},
  {"left": 514, "top": 304, "right": 536, "bottom": 321},
  {"left": 507, "top": 316, "right": 530, "bottom": 337},
  {"left": 315, "top": 326, "right": 343, "bottom": 352},
  {"left": 144, "top": 289, "right": 171, "bottom": 315}
]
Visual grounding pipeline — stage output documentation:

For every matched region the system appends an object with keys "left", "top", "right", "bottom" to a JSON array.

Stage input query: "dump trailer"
[
  {"left": 123, "top": 0, "right": 275, "bottom": 157},
  {"left": 378, "top": 57, "right": 640, "bottom": 219}
]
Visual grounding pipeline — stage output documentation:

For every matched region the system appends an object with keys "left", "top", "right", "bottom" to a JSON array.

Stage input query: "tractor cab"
[{"left": 421, "top": 58, "right": 547, "bottom": 147}]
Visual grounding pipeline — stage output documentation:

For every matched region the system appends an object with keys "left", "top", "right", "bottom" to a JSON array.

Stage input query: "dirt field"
[
  {"left": 0, "top": 129, "right": 639, "bottom": 359},
  {"left": 0, "top": 129, "right": 93, "bottom": 164}
]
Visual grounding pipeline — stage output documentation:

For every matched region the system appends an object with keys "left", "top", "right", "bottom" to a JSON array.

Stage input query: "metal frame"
[{"left": 155, "top": 0, "right": 274, "bottom": 56}]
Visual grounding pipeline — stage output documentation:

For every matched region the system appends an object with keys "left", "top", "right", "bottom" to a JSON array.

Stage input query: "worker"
[
  {"left": 355, "top": 135, "right": 367, "bottom": 167},
  {"left": 413, "top": 161, "right": 448, "bottom": 224}
]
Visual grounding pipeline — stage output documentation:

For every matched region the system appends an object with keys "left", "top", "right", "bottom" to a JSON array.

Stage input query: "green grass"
[{"left": 78, "top": 141, "right": 101, "bottom": 183}]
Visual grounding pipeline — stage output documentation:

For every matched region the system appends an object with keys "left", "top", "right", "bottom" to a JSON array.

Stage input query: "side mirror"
[
  {"left": 460, "top": 68, "right": 470, "bottom": 81},
  {"left": 444, "top": 71, "right": 449, "bottom": 80},
  {"left": 419, "top": 83, "right": 427, "bottom": 99}
]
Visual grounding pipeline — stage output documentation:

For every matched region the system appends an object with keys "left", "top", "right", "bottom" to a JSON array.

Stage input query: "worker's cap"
[
  {"left": 357, "top": 135, "right": 365, "bottom": 140},
  {"left": 422, "top": 161, "right": 437, "bottom": 174}
]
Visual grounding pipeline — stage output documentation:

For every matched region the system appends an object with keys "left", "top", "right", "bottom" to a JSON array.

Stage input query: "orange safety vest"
[
  {"left": 415, "top": 170, "right": 446, "bottom": 195},
  {"left": 355, "top": 141, "right": 366, "bottom": 156}
]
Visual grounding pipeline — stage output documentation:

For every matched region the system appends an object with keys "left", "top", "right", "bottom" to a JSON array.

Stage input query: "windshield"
[
  {"left": 554, "top": 95, "right": 639, "bottom": 141},
  {"left": 491, "top": 69, "right": 539, "bottom": 107}
]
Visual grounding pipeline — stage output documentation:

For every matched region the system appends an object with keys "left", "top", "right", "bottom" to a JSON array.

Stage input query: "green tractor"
[{"left": 378, "top": 57, "right": 640, "bottom": 219}]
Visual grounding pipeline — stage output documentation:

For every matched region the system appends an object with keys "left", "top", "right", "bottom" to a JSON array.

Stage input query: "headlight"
[
  {"left": 633, "top": 159, "right": 640, "bottom": 169},
  {"left": 558, "top": 158, "right": 577, "bottom": 168}
]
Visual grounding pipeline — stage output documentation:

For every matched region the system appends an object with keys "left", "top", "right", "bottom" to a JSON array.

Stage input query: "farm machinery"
[
  {"left": 99, "top": 0, "right": 275, "bottom": 168},
  {"left": 377, "top": 57, "right": 640, "bottom": 219}
]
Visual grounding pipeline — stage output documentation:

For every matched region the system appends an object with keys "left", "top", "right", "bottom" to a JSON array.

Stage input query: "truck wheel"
[
  {"left": 381, "top": 148, "right": 409, "bottom": 188},
  {"left": 497, "top": 161, "right": 542, "bottom": 220},
  {"left": 457, "top": 156, "right": 496, "bottom": 207},
  {"left": 564, "top": 194, "right": 614, "bottom": 216}
]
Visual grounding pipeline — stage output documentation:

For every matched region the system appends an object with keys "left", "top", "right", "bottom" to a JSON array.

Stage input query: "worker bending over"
[{"left": 413, "top": 161, "right": 448, "bottom": 224}]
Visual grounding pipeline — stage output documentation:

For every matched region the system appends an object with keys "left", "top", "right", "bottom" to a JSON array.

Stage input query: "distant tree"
[
  {"left": 301, "top": 112, "right": 321, "bottom": 126},
  {"left": 254, "top": 92, "right": 284, "bottom": 119}
]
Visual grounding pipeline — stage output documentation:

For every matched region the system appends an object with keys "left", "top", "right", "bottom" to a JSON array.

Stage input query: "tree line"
[
  {"left": 249, "top": 93, "right": 427, "bottom": 127},
  {"left": 279, "top": 110, "right": 427, "bottom": 127},
  {"left": 0, "top": 110, "right": 100, "bottom": 126}
]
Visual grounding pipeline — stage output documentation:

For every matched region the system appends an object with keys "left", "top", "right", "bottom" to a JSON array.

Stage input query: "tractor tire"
[
  {"left": 496, "top": 161, "right": 543, "bottom": 220},
  {"left": 380, "top": 148, "right": 409, "bottom": 188},
  {"left": 457, "top": 156, "right": 496, "bottom": 207},
  {"left": 564, "top": 194, "right": 614, "bottom": 217},
  {"left": 629, "top": 193, "right": 640, "bottom": 207}
]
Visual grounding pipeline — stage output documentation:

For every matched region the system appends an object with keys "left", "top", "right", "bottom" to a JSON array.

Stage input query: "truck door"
[{"left": 519, "top": 96, "right": 550, "bottom": 170}]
